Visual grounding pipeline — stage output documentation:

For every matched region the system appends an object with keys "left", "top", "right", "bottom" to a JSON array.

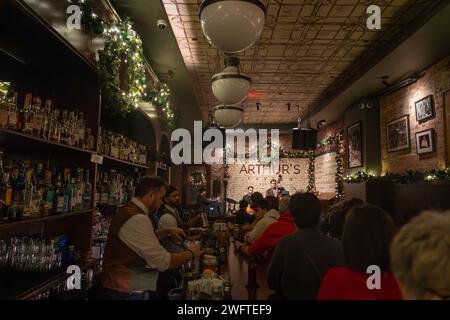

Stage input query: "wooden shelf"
[
  {"left": 0, "top": 128, "right": 95, "bottom": 155},
  {"left": 102, "top": 154, "right": 149, "bottom": 170},
  {"left": 0, "top": 209, "right": 94, "bottom": 231},
  {"left": 1, "top": 260, "right": 97, "bottom": 300}
]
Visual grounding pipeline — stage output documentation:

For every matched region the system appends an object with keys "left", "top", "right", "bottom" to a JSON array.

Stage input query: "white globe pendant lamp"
[
  {"left": 199, "top": 0, "right": 266, "bottom": 53},
  {"left": 213, "top": 104, "right": 243, "bottom": 128},
  {"left": 212, "top": 57, "right": 251, "bottom": 105}
]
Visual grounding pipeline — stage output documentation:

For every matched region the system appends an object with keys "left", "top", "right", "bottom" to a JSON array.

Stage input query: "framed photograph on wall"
[
  {"left": 415, "top": 129, "right": 434, "bottom": 154},
  {"left": 387, "top": 115, "right": 410, "bottom": 152},
  {"left": 347, "top": 122, "right": 363, "bottom": 168},
  {"left": 415, "top": 95, "right": 435, "bottom": 123}
]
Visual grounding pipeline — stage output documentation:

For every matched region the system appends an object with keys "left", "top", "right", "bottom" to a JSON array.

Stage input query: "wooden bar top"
[{"left": 224, "top": 243, "right": 275, "bottom": 300}]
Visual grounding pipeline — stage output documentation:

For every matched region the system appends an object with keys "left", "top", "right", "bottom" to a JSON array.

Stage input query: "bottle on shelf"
[
  {"left": 32, "top": 96, "right": 43, "bottom": 137},
  {"left": 7, "top": 92, "right": 19, "bottom": 130},
  {"left": 22, "top": 93, "right": 34, "bottom": 135},
  {"left": 84, "top": 169, "right": 92, "bottom": 209},
  {"left": 55, "top": 172, "right": 65, "bottom": 214},
  {"left": 63, "top": 168, "right": 72, "bottom": 213}
]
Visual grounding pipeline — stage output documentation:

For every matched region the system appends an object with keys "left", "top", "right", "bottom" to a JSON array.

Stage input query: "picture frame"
[
  {"left": 347, "top": 121, "right": 363, "bottom": 168},
  {"left": 415, "top": 129, "right": 435, "bottom": 154},
  {"left": 415, "top": 95, "right": 435, "bottom": 123},
  {"left": 386, "top": 115, "right": 410, "bottom": 153}
]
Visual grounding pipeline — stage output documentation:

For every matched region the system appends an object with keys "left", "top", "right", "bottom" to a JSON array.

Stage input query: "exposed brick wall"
[
  {"left": 315, "top": 119, "right": 344, "bottom": 195},
  {"left": 315, "top": 153, "right": 337, "bottom": 194},
  {"left": 380, "top": 55, "right": 450, "bottom": 174}
]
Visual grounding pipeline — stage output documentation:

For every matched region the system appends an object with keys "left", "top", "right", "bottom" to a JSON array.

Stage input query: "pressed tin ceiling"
[{"left": 162, "top": 0, "right": 442, "bottom": 125}]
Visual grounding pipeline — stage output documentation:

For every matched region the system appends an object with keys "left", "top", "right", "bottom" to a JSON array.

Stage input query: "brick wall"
[
  {"left": 315, "top": 119, "right": 344, "bottom": 195},
  {"left": 380, "top": 55, "right": 450, "bottom": 174},
  {"left": 315, "top": 153, "right": 337, "bottom": 194}
]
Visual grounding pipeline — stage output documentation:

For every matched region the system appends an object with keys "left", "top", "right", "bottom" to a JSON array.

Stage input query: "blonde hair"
[{"left": 390, "top": 210, "right": 450, "bottom": 299}]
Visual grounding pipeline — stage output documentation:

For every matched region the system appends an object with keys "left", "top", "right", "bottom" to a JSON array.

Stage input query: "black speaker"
[{"left": 292, "top": 128, "right": 317, "bottom": 150}]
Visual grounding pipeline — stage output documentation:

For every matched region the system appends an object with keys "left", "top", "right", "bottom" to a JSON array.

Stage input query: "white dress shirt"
[{"left": 118, "top": 198, "right": 171, "bottom": 274}]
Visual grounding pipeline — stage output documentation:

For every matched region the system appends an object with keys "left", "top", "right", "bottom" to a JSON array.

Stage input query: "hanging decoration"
[
  {"left": 344, "top": 168, "right": 450, "bottom": 184},
  {"left": 307, "top": 151, "right": 316, "bottom": 192},
  {"left": 67, "top": 1, "right": 154, "bottom": 117},
  {"left": 145, "top": 83, "right": 176, "bottom": 128},
  {"left": 98, "top": 20, "right": 147, "bottom": 116},
  {"left": 334, "top": 132, "right": 345, "bottom": 200},
  {"left": 190, "top": 170, "right": 207, "bottom": 189}
]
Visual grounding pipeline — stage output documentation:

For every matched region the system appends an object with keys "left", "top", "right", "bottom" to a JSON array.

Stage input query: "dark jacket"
[
  {"left": 235, "top": 208, "right": 255, "bottom": 225},
  {"left": 267, "top": 228, "right": 344, "bottom": 300}
]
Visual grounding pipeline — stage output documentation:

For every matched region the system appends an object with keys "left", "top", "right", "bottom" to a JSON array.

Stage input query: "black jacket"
[{"left": 267, "top": 228, "right": 344, "bottom": 300}]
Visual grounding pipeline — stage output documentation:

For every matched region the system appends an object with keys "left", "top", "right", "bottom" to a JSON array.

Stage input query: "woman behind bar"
[{"left": 318, "top": 205, "right": 402, "bottom": 300}]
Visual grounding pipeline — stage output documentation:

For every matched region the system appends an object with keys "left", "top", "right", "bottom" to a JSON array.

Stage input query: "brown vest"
[{"left": 101, "top": 201, "right": 158, "bottom": 292}]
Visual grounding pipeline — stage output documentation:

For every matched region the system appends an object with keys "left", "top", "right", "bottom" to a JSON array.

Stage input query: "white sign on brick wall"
[{"left": 226, "top": 159, "right": 309, "bottom": 202}]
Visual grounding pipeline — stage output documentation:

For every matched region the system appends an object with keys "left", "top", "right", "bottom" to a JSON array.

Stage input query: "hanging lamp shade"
[
  {"left": 199, "top": 0, "right": 266, "bottom": 53},
  {"left": 212, "top": 57, "right": 251, "bottom": 105},
  {"left": 213, "top": 104, "right": 243, "bottom": 128}
]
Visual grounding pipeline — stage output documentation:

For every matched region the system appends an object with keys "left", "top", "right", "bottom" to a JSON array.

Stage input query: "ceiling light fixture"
[
  {"left": 199, "top": 0, "right": 266, "bottom": 53},
  {"left": 213, "top": 104, "right": 244, "bottom": 128},
  {"left": 212, "top": 56, "right": 252, "bottom": 105}
]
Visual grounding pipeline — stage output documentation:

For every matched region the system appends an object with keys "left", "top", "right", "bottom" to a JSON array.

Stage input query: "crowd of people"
[
  {"left": 234, "top": 185, "right": 450, "bottom": 300},
  {"left": 97, "top": 175, "right": 450, "bottom": 300}
]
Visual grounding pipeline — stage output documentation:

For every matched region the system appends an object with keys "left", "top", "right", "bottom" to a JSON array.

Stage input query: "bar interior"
[{"left": 0, "top": 0, "right": 449, "bottom": 301}]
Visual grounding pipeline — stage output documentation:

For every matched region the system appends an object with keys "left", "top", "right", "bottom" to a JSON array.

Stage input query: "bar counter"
[{"left": 224, "top": 243, "right": 275, "bottom": 300}]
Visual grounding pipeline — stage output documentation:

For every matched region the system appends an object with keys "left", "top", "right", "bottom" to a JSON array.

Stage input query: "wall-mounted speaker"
[{"left": 292, "top": 128, "right": 317, "bottom": 150}]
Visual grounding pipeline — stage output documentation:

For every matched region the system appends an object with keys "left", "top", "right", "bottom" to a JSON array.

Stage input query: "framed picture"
[
  {"left": 347, "top": 122, "right": 363, "bottom": 168},
  {"left": 387, "top": 115, "right": 410, "bottom": 152},
  {"left": 415, "top": 129, "right": 434, "bottom": 154},
  {"left": 415, "top": 95, "right": 435, "bottom": 123}
]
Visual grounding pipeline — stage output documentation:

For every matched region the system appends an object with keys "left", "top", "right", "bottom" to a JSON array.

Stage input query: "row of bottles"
[
  {"left": 0, "top": 89, "right": 95, "bottom": 150},
  {"left": 94, "top": 169, "right": 139, "bottom": 207},
  {"left": 98, "top": 128, "right": 148, "bottom": 165},
  {"left": 0, "top": 151, "right": 92, "bottom": 223}
]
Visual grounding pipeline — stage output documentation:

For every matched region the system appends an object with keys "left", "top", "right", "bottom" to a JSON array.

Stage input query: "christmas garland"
[
  {"left": 145, "top": 83, "right": 176, "bottom": 128},
  {"left": 307, "top": 151, "right": 315, "bottom": 192},
  {"left": 344, "top": 169, "right": 450, "bottom": 184},
  {"left": 99, "top": 20, "right": 147, "bottom": 116},
  {"left": 68, "top": 0, "right": 176, "bottom": 124}
]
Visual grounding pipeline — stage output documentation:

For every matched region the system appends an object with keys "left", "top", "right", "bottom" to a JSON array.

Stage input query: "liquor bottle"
[
  {"left": 32, "top": 96, "right": 43, "bottom": 137},
  {"left": 22, "top": 93, "right": 34, "bottom": 134},
  {"left": 0, "top": 89, "right": 9, "bottom": 128},
  {"left": 22, "top": 164, "right": 35, "bottom": 219},
  {"left": 100, "top": 172, "right": 109, "bottom": 206},
  {"left": 7, "top": 92, "right": 19, "bottom": 130},
  {"left": 55, "top": 172, "right": 65, "bottom": 214},
  {"left": 49, "top": 109, "right": 61, "bottom": 142},
  {"left": 69, "top": 176, "right": 76, "bottom": 212},
  {"left": 74, "top": 168, "right": 84, "bottom": 210},
  {"left": 41, "top": 100, "right": 52, "bottom": 139},
  {"left": 59, "top": 111, "right": 68, "bottom": 144},
  {"left": 0, "top": 171, "right": 12, "bottom": 223},
  {"left": 32, "top": 163, "right": 44, "bottom": 216},
  {"left": 10, "top": 162, "right": 26, "bottom": 221},
  {"left": 63, "top": 168, "right": 72, "bottom": 213},
  {"left": 43, "top": 169, "right": 55, "bottom": 216},
  {"left": 84, "top": 169, "right": 92, "bottom": 209}
]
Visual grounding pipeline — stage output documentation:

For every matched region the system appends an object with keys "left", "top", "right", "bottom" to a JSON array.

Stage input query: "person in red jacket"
[
  {"left": 234, "top": 196, "right": 296, "bottom": 259},
  {"left": 317, "top": 205, "right": 402, "bottom": 300}
]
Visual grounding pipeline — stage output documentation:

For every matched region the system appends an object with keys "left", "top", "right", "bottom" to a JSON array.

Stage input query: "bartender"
[{"left": 98, "top": 176, "right": 201, "bottom": 300}]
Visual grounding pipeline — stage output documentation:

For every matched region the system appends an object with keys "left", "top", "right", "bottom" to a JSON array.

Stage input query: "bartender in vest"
[
  {"left": 99, "top": 176, "right": 201, "bottom": 300},
  {"left": 158, "top": 186, "right": 183, "bottom": 229}
]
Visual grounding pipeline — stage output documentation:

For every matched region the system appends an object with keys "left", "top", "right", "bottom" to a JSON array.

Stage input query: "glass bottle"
[
  {"left": 55, "top": 172, "right": 65, "bottom": 214},
  {"left": 32, "top": 96, "right": 43, "bottom": 136},
  {"left": 7, "top": 92, "right": 19, "bottom": 130},
  {"left": 22, "top": 93, "right": 34, "bottom": 134},
  {"left": 84, "top": 169, "right": 92, "bottom": 209}
]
